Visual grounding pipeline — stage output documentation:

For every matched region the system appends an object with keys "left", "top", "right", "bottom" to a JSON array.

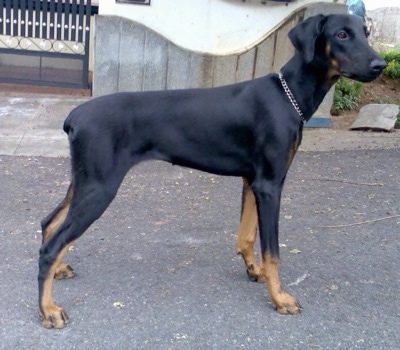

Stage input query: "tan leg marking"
[
  {"left": 42, "top": 185, "right": 75, "bottom": 280},
  {"left": 42, "top": 185, "right": 73, "bottom": 242},
  {"left": 263, "top": 254, "right": 301, "bottom": 314},
  {"left": 236, "top": 178, "right": 265, "bottom": 282},
  {"left": 39, "top": 243, "right": 73, "bottom": 329}
]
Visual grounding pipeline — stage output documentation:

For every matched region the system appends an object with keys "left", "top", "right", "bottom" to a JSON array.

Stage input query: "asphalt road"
[{"left": 0, "top": 147, "right": 399, "bottom": 349}]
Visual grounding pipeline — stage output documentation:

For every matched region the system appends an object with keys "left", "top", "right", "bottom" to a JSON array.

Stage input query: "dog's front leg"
[{"left": 253, "top": 181, "right": 301, "bottom": 315}]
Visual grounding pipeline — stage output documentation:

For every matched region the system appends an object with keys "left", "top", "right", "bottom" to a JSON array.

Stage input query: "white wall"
[
  {"left": 99, "top": 0, "right": 339, "bottom": 55},
  {"left": 364, "top": 0, "right": 399, "bottom": 10}
]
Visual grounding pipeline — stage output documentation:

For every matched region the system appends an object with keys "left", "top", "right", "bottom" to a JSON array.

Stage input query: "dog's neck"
[
  {"left": 279, "top": 53, "right": 338, "bottom": 122},
  {"left": 278, "top": 72, "right": 306, "bottom": 123}
]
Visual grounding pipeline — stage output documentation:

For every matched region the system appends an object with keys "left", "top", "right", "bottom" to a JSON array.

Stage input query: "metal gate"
[{"left": 0, "top": 0, "right": 94, "bottom": 89}]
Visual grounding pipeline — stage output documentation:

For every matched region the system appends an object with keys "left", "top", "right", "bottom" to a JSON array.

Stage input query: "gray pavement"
[
  {"left": 0, "top": 93, "right": 88, "bottom": 157},
  {"left": 0, "top": 93, "right": 399, "bottom": 349}
]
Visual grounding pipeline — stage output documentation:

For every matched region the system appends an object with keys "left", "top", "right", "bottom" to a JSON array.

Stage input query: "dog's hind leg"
[
  {"left": 38, "top": 169, "right": 126, "bottom": 328},
  {"left": 41, "top": 183, "right": 75, "bottom": 280},
  {"left": 236, "top": 178, "right": 265, "bottom": 282}
]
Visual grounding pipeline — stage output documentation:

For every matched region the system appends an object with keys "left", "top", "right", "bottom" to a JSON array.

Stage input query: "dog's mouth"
[
  {"left": 341, "top": 69, "right": 384, "bottom": 83},
  {"left": 340, "top": 58, "right": 386, "bottom": 83}
]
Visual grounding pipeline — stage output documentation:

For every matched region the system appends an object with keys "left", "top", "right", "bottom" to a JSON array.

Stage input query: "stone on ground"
[{"left": 350, "top": 104, "right": 399, "bottom": 131}]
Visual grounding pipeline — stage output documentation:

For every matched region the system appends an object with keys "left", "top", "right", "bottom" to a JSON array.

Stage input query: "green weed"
[
  {"left": 331, "top": 78, "right": 363, "bottom": 115},
  {"left": 379, "top": 50, "right": 400, "bottom": 79}
]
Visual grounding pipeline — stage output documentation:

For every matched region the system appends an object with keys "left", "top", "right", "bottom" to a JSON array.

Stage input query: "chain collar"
[{"left": 278, "top": 72, "right": 306, "bottom": 123}]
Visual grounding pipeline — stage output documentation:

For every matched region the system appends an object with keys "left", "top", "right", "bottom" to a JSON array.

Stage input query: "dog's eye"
[{"left": 336, "top": 31, "right": 348, "bottom": 40}]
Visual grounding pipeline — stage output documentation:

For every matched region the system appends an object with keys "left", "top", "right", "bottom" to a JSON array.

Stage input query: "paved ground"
[{"left": 0, "top": 93, "right": 399, "bottom": 349}]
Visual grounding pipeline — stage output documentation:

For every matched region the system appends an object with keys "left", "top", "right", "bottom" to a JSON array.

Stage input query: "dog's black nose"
[{"left": 370, "top": 59, "right": 386, "bottom": 73}]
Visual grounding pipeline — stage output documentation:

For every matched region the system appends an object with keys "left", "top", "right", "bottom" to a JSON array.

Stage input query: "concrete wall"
[
  {"left": 93, "top": 13, "right": 299, "bottom": 96},
  {"left": 368, "top": 7, "right": 400, "bottom": 48},
  {"left": 99, "top": 0, "right": 337, "bottom": 55},
  {"left": 93, "top": 3, "right": 346, "bottom": 126}
]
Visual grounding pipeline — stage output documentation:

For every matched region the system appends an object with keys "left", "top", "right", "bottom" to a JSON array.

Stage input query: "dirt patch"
[
  {"left": 360, "top": 76, "right": 400, "bottom": 105},
  {"left": 332, "top": 76, "right": 400, "bottom": 130}
]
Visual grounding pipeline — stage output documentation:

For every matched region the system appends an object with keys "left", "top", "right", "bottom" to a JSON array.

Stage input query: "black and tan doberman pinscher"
[{"left": 38, "top": 14, "right": 385, "bottom": 328}]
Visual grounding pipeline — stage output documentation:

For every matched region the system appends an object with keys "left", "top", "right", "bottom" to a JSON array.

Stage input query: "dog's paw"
[
  {"left": 273, "top": 293, "right": 302, "bottom": 315},
  {"left": 40, "top": 307, "right": 69, "bottom": 329},
  {"left": 246, "top": 269, "right": 266, "bottom": 283},
  {"left": 54, "top": 263, "right": 74, "bottom": 280}
]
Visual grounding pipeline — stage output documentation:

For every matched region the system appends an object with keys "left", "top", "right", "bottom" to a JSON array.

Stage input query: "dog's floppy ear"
[{"left": 288, "top": 14, "right": 327, "bottom": 64}]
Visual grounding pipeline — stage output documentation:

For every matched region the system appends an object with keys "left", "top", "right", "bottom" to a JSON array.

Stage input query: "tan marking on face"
[
  {"left": 325, "top": 43, "right": 331, "bottom": 57},
  {"left": 325, "top": 42, "right": 341, "bottom": 82},
  {"left": 327, "top": 57, "right": 341, "bottom": 82}
]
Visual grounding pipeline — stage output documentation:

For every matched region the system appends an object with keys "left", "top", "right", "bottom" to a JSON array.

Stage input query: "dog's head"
[{"left": 288, "top": 14, "right": 386, "bottom": 83}]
